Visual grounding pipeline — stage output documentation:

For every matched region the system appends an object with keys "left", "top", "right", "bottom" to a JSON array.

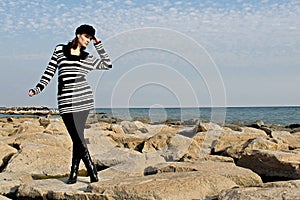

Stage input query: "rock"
[
  {"left": 144, "top": 161, "right": 263, "bottom": 187},
  {"left": 179, "top": 128, "right": 234, "bottom": 161},
  {"left": 0, "top": 195, "right": 11, "bottom": 200},
  {"left": 89, "top": 171, "right": 238, "bottom": 200},
  {"left": 219, "top": 180, "right": 300, "bottom": 200},
  {"left": 142, "top": 127, "right": 177, "bottom": 153},
  {"left": 132, "top": 117, "right": 151, "bottom": 124},
  {"left": 107, "top": 132, "right": 145, "bottom": 151},
  {"left": 177, "top": 126, "right": 199, "bottom": 138},
  {"left": 16, "top": 178, "right": 107, "bottom": 199},
  {"left": 6, "top": 118, "right": 13, "bottom": 123},
  {"left": 163, "top": 118, "right": 182, "bottom": 125},
  {"left": 213, "top": 129, "right": 268, "bottom": 154},
  {"left": 224, "top": 124, "right": 243, "bottom": 132},
  {"left": 159, "top": 134, "right": 194, "bottom": 161},
  {"left": 85, "top": 113, "right": 100, "bottom": 124},
  {"left": 225, "top": 137, "right": 289, "bottom": 159},
  {"left": 4, "top": 143, "right": 72, "bottom": 179},
  {"left": 271, "top": 131, "right": 300, "bottom": 149},
  {"left": 0, "top": 142, "right": 18, "bottom": 171},
  {"left": 108, "top": 124, "right": 125, "bottom": 134},
  {"left": 286, "top": 124, "right": 300, "bottom": 129},
  {"left": 237, "top": 149, "right": 300, "bottom": 179},
  {"left": 14, "top": 132, "right": 72, "bottom": 149},
  {"left": 1, "top": 119, "right": 44, "bottom": 138},
  {"left": 38, "top": 117, "right": 50, "bottom": 128},
  {"left": 93, "top": 147, "right": 165, "bottom": 176},
  {"left": 120, "top": 121, "right": 139, "bottom": 134},
  {"left": 182, "top": 119, "right": 200, "bottom": 126},
  {"left": 44, "top": 119, "right": 67, "bottom": 134},
  {"left": 291, "top": 128, "right": 300, "bottom": 133},
  {"left": 0, "top": 172, "right": 32, "bottom": 198}
]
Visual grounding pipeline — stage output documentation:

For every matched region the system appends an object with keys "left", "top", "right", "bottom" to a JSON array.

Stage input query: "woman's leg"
[{"left": 62, "top": 110, "right": 98, "bottom": 183}]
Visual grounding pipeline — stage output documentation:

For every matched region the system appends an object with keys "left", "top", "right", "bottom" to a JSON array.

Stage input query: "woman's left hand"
[{"left": 93, "top": 37, "right": 101, "bottom": 44}]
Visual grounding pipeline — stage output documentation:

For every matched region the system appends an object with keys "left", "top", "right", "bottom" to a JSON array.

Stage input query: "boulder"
[
  {"left": 43, "top": 119, "right": 67, "bottom": 135},
  {"left": 271, "top": 131, "right": 300, "bottom": 149},
  {"left": 38, "top": 117, "right": 50, "bottom": 128},
  {"left": 237, "top": 149, "right": 300, "bottom": 179},
  {"left": 16, "top": 178, "right": 107, "bottom": 199},
  {"left": 4, "top": 143, "right": 71, "bottom": 179},
  {"left": 107, "top": 132, "right": 146, "bottom": 151},
  {"left": 120, "top": 121, "right": 139, "bottom": 134},
  {"left": 159, "top": 134, "right": 194, "bottom": 161},
  {"left": 89, "top": 171, "right": 238, "bottom": 200},
  {"left": 225, "top": 137, "right": 289, "bottom": 159},
  {"left": 142, "top": 127, "right": 177, "bottom": 153},
  {"left": 93, "top": 147, "right": 165, "bottom": 176},
  {"left": 179, "top": 130, "right": 227, "bottom": 161},
  {"left": 144, "top": 161, "right": 263, "bottom": 187},
  {"left": 213, "top": 129, "right": 268, "bottom": 154},
  {"left": 0, "top": 142, "right": 18, "bottom": 171},
  {"left": 0, "top": 172, "right": 32, "bottom": 198},
  {"left": 219, "top": 180, "right": 300, "bottom": 200}
]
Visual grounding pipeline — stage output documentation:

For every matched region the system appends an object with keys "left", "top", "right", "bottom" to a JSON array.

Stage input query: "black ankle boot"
[
  {"left": 67, "top": 157, "right": 80, "bottom": 184},
  {"left": 82, "top": 151, "right": 98, "bottom": 183}
]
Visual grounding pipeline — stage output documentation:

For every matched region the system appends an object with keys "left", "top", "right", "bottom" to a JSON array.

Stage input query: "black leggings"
[{"left": 61, "top": 110, "right": 90, "bottom": 159}]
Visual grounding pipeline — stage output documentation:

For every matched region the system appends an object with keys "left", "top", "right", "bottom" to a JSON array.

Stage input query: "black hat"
[{"left": 75, "top": 24, "right": 95, "bottom": 39}]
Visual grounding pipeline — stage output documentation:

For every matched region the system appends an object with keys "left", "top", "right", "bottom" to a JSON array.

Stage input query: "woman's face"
[{"left": 77, "top": 34, "right": 93, "bottom": 47}]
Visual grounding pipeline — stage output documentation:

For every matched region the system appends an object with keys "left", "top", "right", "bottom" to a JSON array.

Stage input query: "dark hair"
[
  {"left": 68, "top": 37, "right": 79, "bottom": 49},
  {"left": 75, "top": 24, "right": 95, "bottom": 38},
  {"left": 68, "top": 37, "right": 86, "bottom": 50},
  {"left": 68, "top": 24, "right": 95, "bottom": 50}
]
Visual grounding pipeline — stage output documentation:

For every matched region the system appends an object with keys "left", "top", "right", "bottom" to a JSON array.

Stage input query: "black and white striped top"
[{"left": 31, "top": 42, "right": 112, "bottom": 114}]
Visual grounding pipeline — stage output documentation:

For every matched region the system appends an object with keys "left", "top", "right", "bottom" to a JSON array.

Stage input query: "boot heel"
[
  {"left": 67, "top": 157, "right": 80, "bottom": 184},
  {"left": 82, "top": 150, "right": 99, "bottom": 183}
]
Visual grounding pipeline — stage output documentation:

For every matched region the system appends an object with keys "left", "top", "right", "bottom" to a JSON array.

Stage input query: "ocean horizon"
[
  {"left": 1, "top": 106, "right": 299, "bottom": 126},
  {"left": 93, "top": 106, "right": 299, "bottom": 126}
]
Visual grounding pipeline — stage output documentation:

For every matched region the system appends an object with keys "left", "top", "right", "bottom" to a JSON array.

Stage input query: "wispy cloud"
[{"left": 1, "top": 0, "right": 299, "bottom": 61}]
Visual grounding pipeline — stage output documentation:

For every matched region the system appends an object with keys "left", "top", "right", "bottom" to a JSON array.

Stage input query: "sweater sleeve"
[
  {"left": 30, "top": 46, "right": 59, "bottom": 95},
  {"left": 89, "top": 42, "right": 112, "bottom": 70}
]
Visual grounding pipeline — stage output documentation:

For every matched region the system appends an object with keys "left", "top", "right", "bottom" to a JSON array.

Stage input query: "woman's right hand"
[{"left": 28, "top": 89, "right": 34, "bottom": 97}]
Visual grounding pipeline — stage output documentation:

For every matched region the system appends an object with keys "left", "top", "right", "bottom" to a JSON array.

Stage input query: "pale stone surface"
[
  {"left": 159, "top": 134, "right": 194, "bottom": 161},
  {"left": 89, "top": 171, "right": 239, "bottom": 200},
  {"left": 213, "top": 129, "right": 268, "bottom": 154},
  {"left": 16, "top": 177, "right": 109, "bottom": 200},
  {"left": 0, "top": 142, "right": 17, "bottom": 170},
  {"left": 0, "top": 195, "right": 11, "bottom": 200},
  {"left": 225, "top": 136, "right": 289, "bottom": 159},
  {"left": 238, "top": 149, "right": 300, "bottom": 179},
  {"left": 93, "top": 147, "right": 165, "bottom": 176},
  {"left": 271, "top": 131, "right": 300, "bottom": 149},
  {"left": 4, "top": 143, "right": 71, "bottom": 179},
  {"left": 142, "top": 126, "right": 178, "bottom": 153},
  {"left": 144, "top": 161, "right": 263, "bottom": 187},
  {"left": 219, "top": 180, "right": 300, "bottom": 200},
  {"left": 0, "top": 171, "right": 33, "bottom": 198}
]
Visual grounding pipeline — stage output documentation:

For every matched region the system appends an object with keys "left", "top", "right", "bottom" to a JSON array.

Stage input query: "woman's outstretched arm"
[{"left": 28, "top": 46, "right": 59, "bottom": 96}]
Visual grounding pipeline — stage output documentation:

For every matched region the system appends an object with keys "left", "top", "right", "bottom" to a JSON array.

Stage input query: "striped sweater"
[{"left": 31, "top": 42, "right": 112, "bottom": 114}]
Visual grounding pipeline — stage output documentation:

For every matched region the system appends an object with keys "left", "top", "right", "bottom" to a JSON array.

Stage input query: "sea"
[
  {"left": 1, "top": 106, "right": 299, "bottom": 126},
  {"left": 93, "top": 106, "right": 300, "bottom": 126}
]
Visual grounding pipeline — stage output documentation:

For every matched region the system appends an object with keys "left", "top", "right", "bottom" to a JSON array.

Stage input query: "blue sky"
[{"left": 0, "top": 0, "right": 299, "bottom": 108}]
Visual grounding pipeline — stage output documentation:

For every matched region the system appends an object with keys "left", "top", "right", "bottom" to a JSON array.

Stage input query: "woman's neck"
[{"left": 70, "top": 46, "right": 81, "bottom": 56}]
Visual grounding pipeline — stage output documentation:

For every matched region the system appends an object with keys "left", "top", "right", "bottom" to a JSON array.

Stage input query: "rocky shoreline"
[
  {"left": 0, "top": 112, "right": 299, "bottom": 199},
  {"left": 0, "top": 106, "right": 59, "bottom": 116}
]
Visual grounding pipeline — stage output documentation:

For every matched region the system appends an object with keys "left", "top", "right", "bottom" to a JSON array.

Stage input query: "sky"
[{"left": 0, "top": 0, "right": 299, "bottom": 108}]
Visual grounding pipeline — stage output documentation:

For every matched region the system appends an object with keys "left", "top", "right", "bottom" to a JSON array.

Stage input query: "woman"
[{"left": 29, "top": 24, "right": 112, "bottom": 184}]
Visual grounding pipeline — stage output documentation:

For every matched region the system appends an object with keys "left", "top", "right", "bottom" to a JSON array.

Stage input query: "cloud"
[{"left": 1, "top": 0, "right": 299, "bottom": 60}]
